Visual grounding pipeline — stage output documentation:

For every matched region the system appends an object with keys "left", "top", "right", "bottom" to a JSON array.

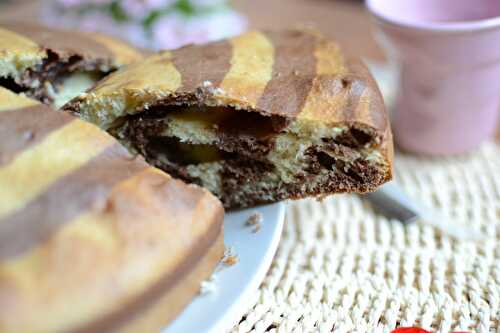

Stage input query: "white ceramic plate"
[{"left": 164, "top": 203, "right": 286, "bottom": 333}]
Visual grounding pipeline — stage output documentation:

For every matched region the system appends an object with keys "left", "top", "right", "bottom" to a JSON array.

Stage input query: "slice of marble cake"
[{"left": 65, "top": 30, "right": 393, "bottom": 209}]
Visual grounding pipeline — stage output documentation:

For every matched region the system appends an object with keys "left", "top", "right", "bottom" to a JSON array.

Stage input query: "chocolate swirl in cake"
[
  {"left": 65, "top": 29, "right": 393, "bottom": 209},
  {"left": 0, "top": 22, "right": 144, "bottom": 106}
]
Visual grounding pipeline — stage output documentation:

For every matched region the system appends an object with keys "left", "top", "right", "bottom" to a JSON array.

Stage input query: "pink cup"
[{"left": 366, "top": 0, "right": 500, "bottom": 155}]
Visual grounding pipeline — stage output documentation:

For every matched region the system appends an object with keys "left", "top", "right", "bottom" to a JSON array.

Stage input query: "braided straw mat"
[{"left": 231, "top": 142, "right": 500, "bottom": 333}]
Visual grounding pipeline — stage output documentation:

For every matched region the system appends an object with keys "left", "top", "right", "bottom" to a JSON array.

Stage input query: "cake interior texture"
[
  {"left": 0, "top": 51, "right": 109, "bottom": 107},
  {"left": 111, "top": 102, "right": 390, "bottom": 209}
]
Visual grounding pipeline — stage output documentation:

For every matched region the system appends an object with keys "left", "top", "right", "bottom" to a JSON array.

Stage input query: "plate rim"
[
  {"left": 164, "top": 202, "right": 286, "bottom": 333},
  {"left": 208, "top": 203, "right": 286, "bottom": 333}
]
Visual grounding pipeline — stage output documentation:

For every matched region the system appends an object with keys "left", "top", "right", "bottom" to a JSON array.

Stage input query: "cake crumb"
[
  {"left": 245, "top": 212, "right": 263, "bottom": 226},
  {"left": 251, "top": 223, "right": 261, "bottom": 233},
  {"left": 222, "top": 255, "right": 239, "bottom": 266},
  {"left": 315, "top": 194, "right": 328, "bottom": 202},
  {"left": 245, "top": 212, "right": 263, "bottom": 233},
  {"left": 221, "top": 246, "right": 239, "bottom": 267},
  {"left": 199, "top": 273, "right": 217, "bottom": 295}
]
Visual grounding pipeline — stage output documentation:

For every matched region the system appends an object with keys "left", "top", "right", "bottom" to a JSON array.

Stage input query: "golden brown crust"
[
  {"left": 84, "top": 31, "right": 147, "bottom": 66},
  {"left": 82, "top": 231, "right": 224, "bottom": 333},
  {"left": 0, "top": 22, "right": 143, "bottom": 69},
  {"left": 0, "top": 25, "right": 44, "bottom": 61},
  {"left": 0, "top": 22, "right": 145, "bottom": 105},
  {"left": 119, "top": 231, "right": 224, "bottom": 333},
  {"left": 66, "top": 29, "right": 389, "bottom": 137},
  {"left": 0, "top": 88, "right": 224, "bottom": 332}
]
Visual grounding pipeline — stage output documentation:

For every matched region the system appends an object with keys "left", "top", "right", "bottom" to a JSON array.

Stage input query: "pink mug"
[{"left": 366, "top": 0, "right": 500, "bottom": 155}]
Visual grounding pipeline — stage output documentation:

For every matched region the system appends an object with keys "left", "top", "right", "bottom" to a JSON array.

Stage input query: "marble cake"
[
  {"left": 65, "top": 30, "right": 393, "bottom": 209},
  {"left": 0, "top": 22, "right": 144, "bottom": 107},
  {"left": 0, "top": 87, "right": 223, "bottom": 332}
]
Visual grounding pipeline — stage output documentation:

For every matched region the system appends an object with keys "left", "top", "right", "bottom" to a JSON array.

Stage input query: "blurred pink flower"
[
  {"left": 201, "top": 11, "right": 247, "bottom": 41},
  {"left": 121, "top": 0, "right": 177, "bottom": 19},
  {"left": 55, "top": 0, "right": 114, "bottom": 8},
  {"left": 151, "top": 14, "right": 191, "bottom": 49},
  {"left": 78, "top": 12, "right": 151, "bottom": 48},
  {"left": 80, "top": 12, "right": 120, "bottom": 32},
  {"left": 43, "top": 0, "right": 247, "bottom": 50},
  {"left": 121, "top": 24, "right": 151, "bottom": 48},
  {"left": 43, "top": 8, "right": 150, "bottom": 48},
  {"left": 152, "top": 11, "right": 247, "bottom": 50},
  {"left": 189, "top": 0, "right": 226, "bottom": 8}
]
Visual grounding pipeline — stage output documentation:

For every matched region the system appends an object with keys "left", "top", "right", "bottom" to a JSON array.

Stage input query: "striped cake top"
[
  {"left": 0, "top": 22, "right": 144, "bottom": 70},
  {"left": 0, "top": 87, "right": 223, "bottom": 332},
  {"left": 68, "top": 30, "right": 389, "bottom": 136}
]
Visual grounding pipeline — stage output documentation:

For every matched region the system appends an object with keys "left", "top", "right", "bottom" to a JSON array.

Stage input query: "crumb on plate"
[
  {"left": 222, "top": 255, "right": 239, "bottom": 266},
  {"left": 245, "top": 212, "right": 263, "bottom": 226},
  {"left": 221, "top": 246, "right": 239, "bottom": 267},
  {"left": 245, "top": 212, "right": 263, "bottom": 233},
  {"left": 251, "top": 223, "right": 261, "bottom": 233},
  {"left": 199, "top": 273, "right": 217, "bottom": 295}
]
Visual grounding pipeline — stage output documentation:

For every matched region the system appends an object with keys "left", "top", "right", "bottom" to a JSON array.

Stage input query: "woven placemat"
[{"left": 231, "top": 142, "right": 500, "bottom": 333}]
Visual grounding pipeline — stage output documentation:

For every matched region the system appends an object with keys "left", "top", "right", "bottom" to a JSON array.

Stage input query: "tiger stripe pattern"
[{"left": 0, "top": 88, "right": 224, "bottom": 333}]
